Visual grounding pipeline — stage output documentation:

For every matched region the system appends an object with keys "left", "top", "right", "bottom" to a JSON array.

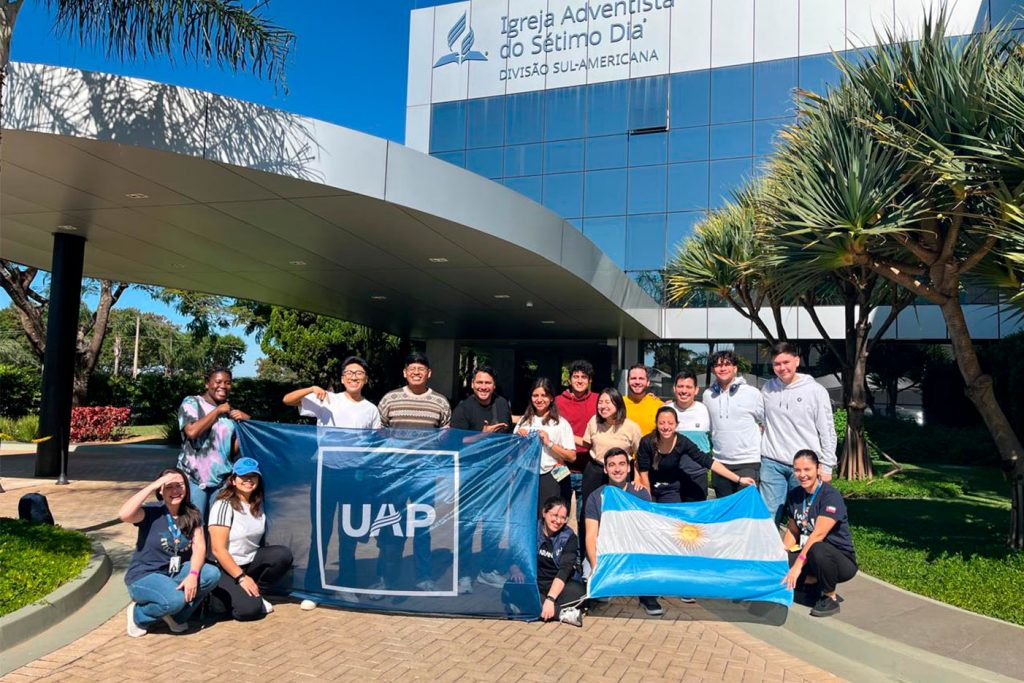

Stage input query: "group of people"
[{"left": 120, "top": 341, "right": 858, "bottom": 636}]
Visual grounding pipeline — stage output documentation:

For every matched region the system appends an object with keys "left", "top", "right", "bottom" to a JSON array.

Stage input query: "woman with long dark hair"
[
  {"left": 580, "top": 387, "right": 643, "bottom": 537},
  {"left": 208, "top": 458, "right": 293, "bottom": 620},
  {"left": 637, "top": 406, "right": 756, "bottom": 503},
  {"left": 177, "top": 367, "right": 251, "bottom": 521},
  {"left": 119, "top": 468, "right": 220, "bottom": 637},
  {"left": 515, "top": 378, "right": 577, "bottom": 513}
]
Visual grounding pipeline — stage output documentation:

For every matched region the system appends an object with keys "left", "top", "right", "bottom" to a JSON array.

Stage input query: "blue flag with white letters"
[{"left": 236, "top": 420, "right": 542, "bottom": 618}]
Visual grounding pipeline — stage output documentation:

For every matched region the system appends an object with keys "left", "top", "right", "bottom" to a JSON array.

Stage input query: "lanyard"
[
  {"left": 799, "top": 481, "right": 822, "bottom": 531},
  {"left": 165, "top": 513, "right": 185, "bottom": 555}
]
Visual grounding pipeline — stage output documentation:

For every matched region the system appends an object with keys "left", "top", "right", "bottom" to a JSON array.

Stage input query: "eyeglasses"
[{"left": 342, "top": 370, "right": 367, "bottom": 378}]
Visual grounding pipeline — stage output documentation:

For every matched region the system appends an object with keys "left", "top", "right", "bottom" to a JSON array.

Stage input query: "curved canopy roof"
[{"left": 1, "top": 63, "right": 659, "bottom": 340}]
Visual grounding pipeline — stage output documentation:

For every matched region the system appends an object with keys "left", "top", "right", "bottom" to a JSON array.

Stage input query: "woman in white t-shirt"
[
  {"left": 208, "top": 458, "right": 293, "bottom": 621},
  {"left": 516, "top": 377, "right": 577, "bottom": 515},
  {"left": 282, "top": 356, "right": 381, "bottom": 610}
]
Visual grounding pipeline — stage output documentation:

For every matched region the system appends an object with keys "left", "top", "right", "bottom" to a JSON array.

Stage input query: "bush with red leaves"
[{"left": 70, "top": 406, "right": 131, "bottom": 443}]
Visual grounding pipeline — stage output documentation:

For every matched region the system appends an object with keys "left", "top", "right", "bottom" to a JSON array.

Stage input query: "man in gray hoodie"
[
  {"left": 760, "top": 342, "right": 838, "bottom": 524},
  {"left": 703, "top": 350, "right": 764, "bottom": 499}
]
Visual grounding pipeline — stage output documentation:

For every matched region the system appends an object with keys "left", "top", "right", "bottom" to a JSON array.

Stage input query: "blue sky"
[{"left": 3, "top": 0, "right": 458, "bottom": 375}]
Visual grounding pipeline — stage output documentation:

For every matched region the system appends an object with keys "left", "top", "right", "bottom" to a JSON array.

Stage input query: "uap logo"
[
  {"left": 340, "top": 503, "right": 436, "bottom": 538},
  {"left": 433, "top": 12, "right": 487, "bottom": 68}
]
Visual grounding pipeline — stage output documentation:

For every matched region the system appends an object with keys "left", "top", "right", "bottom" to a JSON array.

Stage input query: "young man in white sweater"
[
  {"left": 703, "top": 350, "right": 764, "bottom": 499},
  {"left": 760, "top": 342, "right": 838, "bottom": 524}
]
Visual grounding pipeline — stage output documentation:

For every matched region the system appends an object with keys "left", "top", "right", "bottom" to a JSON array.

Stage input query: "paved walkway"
[{"left": 1, "top": 445, "right": 840, "bottom": 683}]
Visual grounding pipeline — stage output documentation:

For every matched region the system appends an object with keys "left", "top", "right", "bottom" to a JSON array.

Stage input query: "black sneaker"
[
  {"left": 639, "top": 597, "right": 664, "bottom": 616},
  {"left": 810, "top": 595, "right": 841, "bottom": 617}
]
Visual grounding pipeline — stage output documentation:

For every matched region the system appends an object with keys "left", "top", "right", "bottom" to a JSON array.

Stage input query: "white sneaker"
[
  {"left": 337, "top": 590, "right": 360, "bottom": 603},
  {"left": 476, "top": 570, "right": 506, "bottom": 588},
  {"left": 559, "top": 606, "right": 584, "bottom": 627},
  {"left": 416, "top": 579, "right": 436, "bottom": 592},
  {"left": 262, "top": 598, "right": 274, "bottom": 614},
  {"left": 161, "top": 614, "right": 188, "bottom": 633},
  {"left": 299, "top": 599, "right": 318, "bottom": 611},
  {"left": 126, "top": 602, "right": 146, "bottom": 638},
  {"left": 367, "top": 578, "right": 387, "bottom": 600},
  {"left": 458, "top": 576, "right": 473, "bottom": 594}
]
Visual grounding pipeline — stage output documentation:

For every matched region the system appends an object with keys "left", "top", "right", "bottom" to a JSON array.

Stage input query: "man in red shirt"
[{"left": 555, "top": 360, "right": 599, "bottom": 526}]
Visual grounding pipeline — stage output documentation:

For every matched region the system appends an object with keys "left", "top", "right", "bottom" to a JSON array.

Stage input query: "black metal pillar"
[{"left": 36, "top": 233, "right": 86, "bottom": 478}]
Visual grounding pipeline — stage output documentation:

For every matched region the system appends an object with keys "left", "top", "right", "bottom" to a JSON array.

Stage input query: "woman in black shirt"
[
  {"left": 503, "top": 497, "right": 585, "bottom": 626},
  {"left": 637, "top": 407, "right": 756, "bottom": 502}
]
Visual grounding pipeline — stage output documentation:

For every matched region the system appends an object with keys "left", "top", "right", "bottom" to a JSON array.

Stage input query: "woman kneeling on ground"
[
  {"left": 781, "top": 450, "right": 858, "bottom": 618},
  {"left": 503, "top": 497, "right": 585, "bottom": 626},
  {"left": 119, "top": 468, "right": 221, "bottom": 637},
  {"left": 209, "top": 457, "right": 294, "bottom": 620}
]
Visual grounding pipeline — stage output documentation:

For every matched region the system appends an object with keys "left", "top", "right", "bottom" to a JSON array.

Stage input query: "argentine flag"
[{"left": 588, "top": 486, "right": 792, "bottom": 606}]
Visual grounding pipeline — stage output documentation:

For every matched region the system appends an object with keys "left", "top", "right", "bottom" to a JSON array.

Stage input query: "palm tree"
[{"left": 775, "top": 12, "right": 1024, "bottom": 545}]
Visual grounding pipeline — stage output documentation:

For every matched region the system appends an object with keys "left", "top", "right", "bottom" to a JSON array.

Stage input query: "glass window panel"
[
  {"left": 710, "top": 64, "right": 753, "bottom": 124},
  {"left": 504, "top": 143, "right": 544, "bottom": 177},
  {"left": 503, "top": 175, "right": 543, "bottom": 204},
  {"left": 584, "top": 168, "right": 628, "bottom": 217},
  {"left": 754, "top": 118, "right": 790, "bottom": 156},
  {"left": 629, "top": 76, "right": 669, "bottom": 130},
  {"left": 506, "top": 91, "right": 545, "bottom": 145},
  {"left": 667, "top": 212, "right": 703, "bottom": 259},
  {"left": 754, "top": 58, "right": 798, "bottom": 119},
  {"left": 583, "top": 216, "right": 626, "bottom": 267},
  {"left": 667, "top": 162, "right": 709, "bottom": 212},
  {"left": 628, "top": 132, "right": 668, "bottom": 167},
  {"left": 545, "top": 139, "right": 585, "bottom": 173},
  {"left": 567, "top": 217, "right": 582, "bottom": 230},
  {"left": 466, "top": 97, "right": 506, "bottom": 148},
  {"left": 710, "top": 122, "right": 753, "bottom": 159},
  {"left": 587, "top": 80, "right": 630, "bottom": 136},
  {"left": 628, "top": 165, "right": 667, "bottom": 214},
  {"left": 669, "top": 126, "right": 710, "bottom": 163},
  {"left": 429, "top": 101, "right": 466, "bottom": 152},
  {"left": 431, "top": 150, "right": 465, "bottom": 167},
  {"left": 466, "top": 147, "right": 503, "bottom": 179},
  {"left": 545, "top": 86, "right": 586, "bottom": 141},
  {"left": 543, "top": 172, "right": 584, "bottom": 219},
  {"left": 586, "top": 135, "right": 628, "bottom": 170},
  {"left": 798, "top": 53, "right": 842, "bottom": 95},
  {"left": 626, "top": 214, "right": 667, "bottom": 270},
  {"left": 670, "top": 70, "right": 710, "bottom": 127},
  {"left": 709, "top": 158, "right": 753, "bottom": 208}
]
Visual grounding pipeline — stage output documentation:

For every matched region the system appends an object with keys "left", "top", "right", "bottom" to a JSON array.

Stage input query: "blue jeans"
[
  {"left": 759, "top": 458, "right": 799, "bottom": 525},
  {"left": 569, "top": 472, "right": 584, "bottom": 526},
  {"left": 127, "top": 562, "right": 220, "bottom": 628},
  {"left": 188, "top": 480, "right": 224, "bottom": 523}
]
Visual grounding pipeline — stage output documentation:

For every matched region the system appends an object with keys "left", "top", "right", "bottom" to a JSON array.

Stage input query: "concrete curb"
[{"left": 0, "top": 539, "right": 111, "bottom": 652}]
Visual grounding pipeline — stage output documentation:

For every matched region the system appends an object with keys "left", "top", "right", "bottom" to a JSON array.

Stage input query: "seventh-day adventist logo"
[{"left": 433, "top": 12, "right": 487, "bottom": 67}]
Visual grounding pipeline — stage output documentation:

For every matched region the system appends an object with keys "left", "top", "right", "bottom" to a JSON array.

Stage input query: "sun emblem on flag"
[{"left": 674, "top": 522, "right": 707, "bottom": 551}]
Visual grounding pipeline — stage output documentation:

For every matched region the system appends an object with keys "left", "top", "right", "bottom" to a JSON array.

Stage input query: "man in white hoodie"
[
  {"left": 703, "top": 350, "right": 764, "bottom": 499},
  {"left": 760, "top": 342, "right": 838, "bottom": 524}
]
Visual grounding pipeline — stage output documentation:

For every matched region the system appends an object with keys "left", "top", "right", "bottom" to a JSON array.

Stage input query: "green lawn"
[
  {"left": 119, "top": 424, "right": 167, "bottom": 439},
  {"left": 0, "top": 518, "right": 93, "bottom": 617},
  {"left": 840, "top": 464, "right": 1024, "bottom": 626}
]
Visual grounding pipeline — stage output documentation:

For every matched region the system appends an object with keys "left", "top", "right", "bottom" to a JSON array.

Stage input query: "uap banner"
[{"left": 235, "top": 421, "right": 542, "bottom": 618}]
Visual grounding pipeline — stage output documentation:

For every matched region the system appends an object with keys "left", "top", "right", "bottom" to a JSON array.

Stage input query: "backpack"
[{"left": 18, "top": 492, "right": 55, "bottom": 525}]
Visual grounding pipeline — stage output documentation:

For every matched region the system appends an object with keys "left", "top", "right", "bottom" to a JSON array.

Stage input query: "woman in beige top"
[{"left": 580, "top": 387, "right": 643, "bottom": 538}]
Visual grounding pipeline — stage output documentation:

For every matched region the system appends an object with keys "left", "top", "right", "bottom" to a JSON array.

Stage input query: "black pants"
[
  {"left": 502, "top": 578, "right": 586, "bottom": 615},
  {"left": 213, "top": 545, "right": 293, "bottom": 620},
  {"left": 790, "top": 543, "right": 858, "bottom": 595},
  {"left": 712, "top": 462, "right": 761, "bottom": 499},
  {"left": 538, "top": 472, "right": 571, "bottom": 517},
  {"left": 579, "top": 459, "right": 607, "bottom": 540}
]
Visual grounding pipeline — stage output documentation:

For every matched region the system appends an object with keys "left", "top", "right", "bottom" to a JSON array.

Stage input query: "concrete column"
[
  {"left": 36, "top": 233, "right": 86, "bottom": 478},
  {"left": 425, "top": 338, "right": 458, "bottom": 401}
]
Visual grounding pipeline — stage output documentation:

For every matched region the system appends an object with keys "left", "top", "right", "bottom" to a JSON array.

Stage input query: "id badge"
[
  {"left": 168, "top": 555, "right": 181, "bottom": 575},
  {"left": 799, "top": 533, "right": 809, "bottom": 548},
  {"left": 551, "top": 465, "right": 570, "bottom": 482}
]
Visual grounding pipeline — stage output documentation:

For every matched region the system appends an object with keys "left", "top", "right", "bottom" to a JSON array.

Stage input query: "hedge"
[{"left": 0, "top": 364, "right": 40, "bottom": 418}]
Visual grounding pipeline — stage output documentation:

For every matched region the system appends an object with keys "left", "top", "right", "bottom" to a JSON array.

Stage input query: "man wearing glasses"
[
  {"left": 703, "top": 350, "right": 764, "bottom": 499},
  {"left": 283, "top": 356, "right": 382, "bottom": 610}
]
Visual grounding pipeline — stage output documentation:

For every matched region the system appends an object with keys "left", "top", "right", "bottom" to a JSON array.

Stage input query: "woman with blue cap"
[{"left": 208, "top": 457, "right": 294, "bottom": 620}]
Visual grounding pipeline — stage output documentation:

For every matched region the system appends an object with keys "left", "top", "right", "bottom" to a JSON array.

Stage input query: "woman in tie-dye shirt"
[{"left": 177, "top": 368, "right": 250, "bottom": 521}]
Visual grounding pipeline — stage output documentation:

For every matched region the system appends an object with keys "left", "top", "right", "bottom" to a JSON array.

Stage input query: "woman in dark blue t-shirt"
[
  {"left": 781, "top": 450, "right": 858, "bottom": 618},
  {"left": 118, "top": 467, "right": 221, "bottom": 637}
]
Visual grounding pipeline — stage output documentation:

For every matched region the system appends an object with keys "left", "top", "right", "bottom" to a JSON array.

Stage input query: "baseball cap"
[{"left": 232, "top": 457, "right": 262, "bottom": 477}]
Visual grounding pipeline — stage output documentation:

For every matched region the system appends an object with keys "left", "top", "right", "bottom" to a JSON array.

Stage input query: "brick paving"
[{"left": 0, "top": 445, "right": 842, "bottom": 683}]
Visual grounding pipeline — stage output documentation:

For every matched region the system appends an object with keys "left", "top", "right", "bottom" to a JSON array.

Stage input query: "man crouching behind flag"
[{"left": 586, "top": 451, "right": 793, "bottom": 607}]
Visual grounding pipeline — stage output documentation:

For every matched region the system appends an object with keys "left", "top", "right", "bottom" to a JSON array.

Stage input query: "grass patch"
[
  {"left": 846, "top": 464, "right": 1024, "bottom": 626},
  {"left": 0, "top": 414, "right": 40, "bottom": 442},
  {"left": 0, "top": 518, "right": 93, "bottom": 617},
  {"left": 833, "top": 462, "right": 964, "bottom": 499},
  {"left": 120, "top": 424, "right": 167, "bottom": 439}
]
